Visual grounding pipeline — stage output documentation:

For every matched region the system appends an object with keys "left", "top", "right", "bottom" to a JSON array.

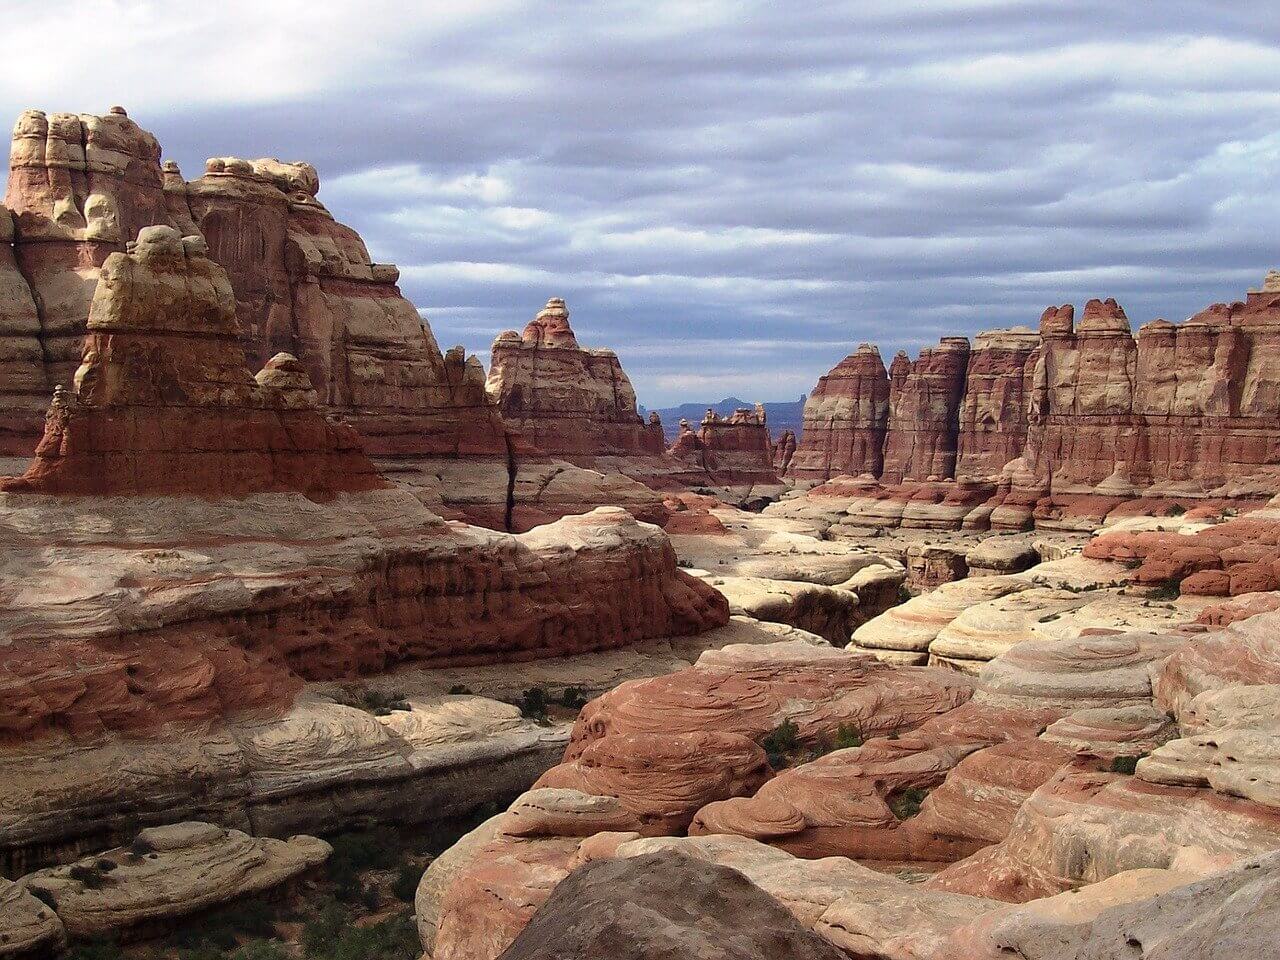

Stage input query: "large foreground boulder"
[{"left": 495, "top": 850, "right": 847, "bottom": 960}]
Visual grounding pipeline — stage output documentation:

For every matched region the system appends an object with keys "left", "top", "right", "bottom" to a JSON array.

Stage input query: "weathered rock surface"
[
  {"left": 494, "top": 849, "right": 847, "bottom": 960},
  {"left": 0, "top": 877, "right": 64, "bottom": 959},
  {"left": 786, "top": 343, "right": 891, "bottom": 480},
  {"left": 19, "top": 822, "right": 329, "bottom": 939},
  {"left": 487, "top": 299, "right": 665, "bottom": 459}
]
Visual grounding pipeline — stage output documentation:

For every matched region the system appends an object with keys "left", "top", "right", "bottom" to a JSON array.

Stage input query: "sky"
[{"left": 4, "top": 1, "right": 1279, "bottom": 406}]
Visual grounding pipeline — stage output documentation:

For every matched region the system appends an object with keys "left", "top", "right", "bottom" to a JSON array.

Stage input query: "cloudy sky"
[{"left": 4, "top": 1, "right": 1279, "bottom": 405}]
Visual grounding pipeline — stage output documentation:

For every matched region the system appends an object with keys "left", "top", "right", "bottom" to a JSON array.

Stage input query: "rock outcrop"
[
  {"left": 0, "top": 225, "right": 727, "bottom": 750},
  {"left": 19, "top": 822, "right": 329, "bottom": 939},
  {"left": 486, "top": 299, "right": 665, "bottom": 459},
  {"left": 787, "top": 277, "right": 1280, "bottom": 529},
  {"left": 493, "top": 849, "right": 848, "bottom": 960},
  {"left": 666, "top": 406, "right": 781, "bottom": 489}
]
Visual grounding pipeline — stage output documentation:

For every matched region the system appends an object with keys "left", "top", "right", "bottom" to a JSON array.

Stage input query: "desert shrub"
[
  {"left": 392, "top": 863, "right": 423, "bottom": 903},
  {"left": 518, "top": 687, "right": 550, "bottom": 723},
  {"left": 326, "top": 825, "right": 404, "bottom": 902},
  {"left": 231, "top": 942, "right": 290, "bottom": 960},
  {"left": 1147, "top": 578, "right": 1181, "bottom": 602},
  {"left": 560, "top": 686, "right": 589, "bottom": 709},
  {"left": 1109, "top": 754, "right": 1146, "bottom": 775},
  {"left": 447, "top": 684, "right": 473, "bottom": 695},
  {"left": 301, "top": 899, "right": 351, "bottom": 958},
  {"left": 67, "top": 864, "right": 109, "bottom": 889},
  {"left": 170, "top": 898, "right": 277, "bottom": 950},
  {"left": 888, "top": 787, "right": 928, "bottom": 820},
  {"left": 761, "top": 718, "right": 801, "bottom": 768},
  {"left": 1166, "top": 504, "right": 1186, "bottom": 517}
]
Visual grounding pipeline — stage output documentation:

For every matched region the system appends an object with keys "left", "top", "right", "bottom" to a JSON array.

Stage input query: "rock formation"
[
  {"left": 787, "top": 277, "right": 1280, "bottom": 529},
  {"left": 0, "top": 225, "right": 727, "bottom": 754},
  {"left": 183, "top": 156, "right": 510, "bottom": 459},
  {"left": 493, "top": 849, "right": 848, "bottom": 960},
  {"left": 667, "top": 406, "right": 782, "bottom": 489},
  {"left": 486, "top": 298, "right": 665, "bottom": 459},
  {"left": 19, "top": 823, "right": 330, "bottom": 940}
]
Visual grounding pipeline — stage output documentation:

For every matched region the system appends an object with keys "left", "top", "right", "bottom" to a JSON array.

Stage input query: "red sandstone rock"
[
  {"left": 955, "top": 328, "right": 1039, "bottom": 481},
  {"left": 882, "top": 337, "right": 971, "bottom": 484},
  {"left": 787, "top": 343, "right": 890, "bottom": 480},
  {"left": 0, "top": 228, "right": 731, "bottom": 743},
  {"left": 486, "top": 299, "right": 665, "bottom": 459},
  {"left": 665, "top": 406, "right": 781, "bottom": 488},
  {"left": 0, "top": 226, "right": 384, "bottom": 498}
]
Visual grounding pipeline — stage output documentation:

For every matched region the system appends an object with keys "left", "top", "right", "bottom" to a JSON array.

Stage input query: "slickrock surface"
[
  {"left": 494, "top": 849, "right": 849, "bottom": 960},
  {"left": 0, "top": 878, "right": 64, "bottom": 960},
  {"left": 786, "top": 278, "right": 1280, "bottom": 530},
  {"left": 19, "top": 822, "right": 329, "bottom": 939},
  {"left": 670, "top": 505, "right": 904, "bottom": 643}
]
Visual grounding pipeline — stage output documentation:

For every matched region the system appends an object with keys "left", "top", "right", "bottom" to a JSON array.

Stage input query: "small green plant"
[
  {"left": 560, "top": 686, "right": 589, "bottom": 709},
  {"left": 447, "top": 684, "right": 473, "bottom": 695},
  {"left": 334, "top": 685, "right": 411, "bottom": 716},
  {"left": 1166, "top": 504, "right": 1186, "bottom": 517},
  {"left": 888, "top": 787, "right": 928, "bottom": 820},
  {"left": 519, "top": 687, "right": 550, "bottom": 723},
  {"left": 1109, "top": 754, "right": 1146, "bottom": 775},
  {"left": 833, "top": 723, "right": 864, "bottom": 750},
  {"left": 761, "top": 718, "right": 801, "bottom": 768},
  {"left": 1147, "top": 578, "right": 1181, "bottom": 602}
]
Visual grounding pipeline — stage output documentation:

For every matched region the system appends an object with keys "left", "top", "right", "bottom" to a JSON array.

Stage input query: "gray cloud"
[{"left": 3, "top": 1, "right": 1278, "bottom": 404}]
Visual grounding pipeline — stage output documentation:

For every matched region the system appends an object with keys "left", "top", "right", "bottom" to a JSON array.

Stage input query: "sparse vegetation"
[
  {"left": 518, "top": 687, "right": 551, "bottom": 724},
  {"left": 326, "top": 826, "right": 404, "bottom": 903},
  {"left": 334, "top": 685, "right": 411, "bottom": 717},
  {"left": 392, "top": 863, "right": 423, "bottom": 903},
  {"left": 1109, "top": 754, "right": 1146, "bottom": 775},
  {"left": 447, "top": 684, "right": 473, "bottom": 695},
  {"left": 1166, "top": 503, "right": 1186, "bottom": 517},
  {"left": 1147, "top": 578, "right": 1181, "bottom": 602},
  {"left": 760, "top": 718, "right": 801, "bottom": 768},
  {"left": 65, "top": 939, "right": 123, "bottom": 960},
  {"left": 560, "top": 686, "right": 589, "bottom": 709},
  {"left": 888, "top": 787, "right": 929, "bottom": 820},
  {"left": 68, "top": 863, "right": 110, "bottom": 889}
]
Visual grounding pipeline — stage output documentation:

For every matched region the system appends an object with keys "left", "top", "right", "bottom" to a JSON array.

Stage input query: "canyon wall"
[
  {"left": 791, "top": 280, "right": 1280, "bottom": 522},
  {"left": 667, "top": 406, "right": 782, "bottom": 488}
]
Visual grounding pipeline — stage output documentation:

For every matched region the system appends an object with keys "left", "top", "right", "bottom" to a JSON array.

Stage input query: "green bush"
[
  {"left": 301, "top": 899, "right": 352, "bottom": 958},
  {"left": 519, "top": 687, "right": 550, "bottom": 723},
  {"left": 326, "top": 826, "right": 405, "bottom": 902},
  {"left": 169, "top": 898, "right": 277, "bottom": 951},
  {"left": 231, "top": 942, "right": 290, "bottom": 960},
  {"left": 833, "top": 723, "right": 864, "bottom": 750},
  {"left": 888, "top": 787, "right": 928, "bottom": 820},
  {"left": 68, "top": 864, "right": 109, "bottom": 889},
  {"left": 560, "top": 686, "right": 589, "bottom": 709},
  {"left": 761, "top": 718, "right": 800, "bottom": 768},
  {"left": 1166, "top": 504, "right": 1186, "bottom": 517},
  {"left": 1147, "top": 578, "right": 1181, "bottom": 602},
  {"left": 1109, "top": 755, "right": 1145, "bottom": 775}
]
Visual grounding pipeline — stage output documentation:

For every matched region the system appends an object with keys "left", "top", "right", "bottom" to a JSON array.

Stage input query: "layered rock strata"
[
  {"left": 0, "top": 225, "right": 729, "bottom": 868},
  {"left": 667, "top": 405, "right": 782, "bottom": 490},
  {"left": 486, "top": 298, "right": 665, "bottom": 459},
  {"left": 788, "top": 278, "right": 1280, "bottom": 529}
]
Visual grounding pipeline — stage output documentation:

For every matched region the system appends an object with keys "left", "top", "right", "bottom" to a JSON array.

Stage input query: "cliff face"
[
  {"left": 486, "top": 298, "right": 666, "bottom": 458},
  {"left": 667, "top": 406, "right": 782, "bottom": 487},
  {"left": 790, "top": 277, "right": 1280, "bottom": 524},
  {"left": 0, "top": 108, "right": 508, "bottom": 461},
  {"left": 0, "top": 226, "right": 729, "bottom": 744}
]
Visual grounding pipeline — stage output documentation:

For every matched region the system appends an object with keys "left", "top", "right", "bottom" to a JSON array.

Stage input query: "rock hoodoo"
[
  {"left": 1, "top": 225, "right": 383, "bottom": 497},
  {"left": 486, "top": 298, "right": 665, "bottom": 458}
]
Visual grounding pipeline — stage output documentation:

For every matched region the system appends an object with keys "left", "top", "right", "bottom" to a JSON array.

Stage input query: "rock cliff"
[{"left": 789, "top": 278, "right": 1280, "bottom": 528}]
